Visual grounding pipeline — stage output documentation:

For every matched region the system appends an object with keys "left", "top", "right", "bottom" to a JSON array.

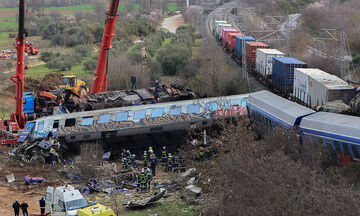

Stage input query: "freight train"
[
  {"left": 247, "top": 90, "right": 360, "bottom": 163},
  {"left": 213, "top": 21, "right": 357, "bottom": 114}
]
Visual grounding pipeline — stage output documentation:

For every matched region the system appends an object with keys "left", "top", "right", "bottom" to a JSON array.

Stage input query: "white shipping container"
[
  {"left": 293, "top": 68, "right": 354, "bottom": 108},
  {"left": 255, "top": 49, "right": 284, "bottom": 77},
  {"left": 213, "top": 21, "right": 227, "bottom": 35},
  {"left": 216, "top": 24, "right": 232, "bottom": 39}
]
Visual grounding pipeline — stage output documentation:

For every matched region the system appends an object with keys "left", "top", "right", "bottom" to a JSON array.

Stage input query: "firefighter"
[
  {"left": 148, "top": 146, "right": 154, "bottom": 156},
  {"left": 167, "top": 153, "right": 173, "bottom": 172},
  {"left": 131, "top": 75, "right": 137, "bottom": 89},
  {"left": 122, "top": 157, "right": 128, "bottom": 170},
  {"left": 199, "top": 147, "right": 205, "bottom": 161},
  {"left": 140, "top": 169, "right": 147, "bottom": 192},
  {"left": 161, "top": 146, "right": 167, "bottom": 166},
  {"left": 143, "top": 151, "right": 148, "bottom": 168},
  {"left": 126, "top": 150, "right": 131, "bottom": 160},
  {"left": 173, "top": 154, "right": 179, "bottom": 173},
  {"left": 121, "top": 149, "right": 126, "bottom": 159},
  {"left": 131, "top": 154, "right": 137, "bottom": 168},
  {"left": 180, "top": 155, "right": 186, "bottom": 172},
  {"left": 136, "top": 170, "right": 141, "bottom": 192},
  {"left": 146, "top": 168, "right": 152, "bottom": 190},
  {"left": 154, "top": 80, "right": 160, "bottom": 101},
  {"left": 150, "top": 154, "right": 158, "bottom": 176}
]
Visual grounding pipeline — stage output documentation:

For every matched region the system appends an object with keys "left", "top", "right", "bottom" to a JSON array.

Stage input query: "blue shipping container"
[
  {"left": 272, "top": 57, "right": 307, "bottom": 94},
  {"left": 234, "top": 36, "right": 255, "bottom": 58}
]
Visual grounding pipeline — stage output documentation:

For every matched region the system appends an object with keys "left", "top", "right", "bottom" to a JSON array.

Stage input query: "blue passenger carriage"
[
  {"left": 246, "top": 90, "right": 315, "bottom": 129},
  {"left": 300, "top": 112, "right": 360, "bottom": 161}
]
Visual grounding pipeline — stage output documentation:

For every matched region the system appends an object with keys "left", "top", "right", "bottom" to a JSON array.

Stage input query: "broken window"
[
  {"left": 37, "top": 121, "right": 44, "bottom": 131},
  {"left": 65, "top": 118, "right": 76, "bottom": 127},
  {"left": 170, "top": 107, "right": 181, "bottom": 116},
  {"left": 53, "top": 120, "right": 59, "bottom": 129},
  {"left": 151, "top": 108, "right": 164, "bottom": 118}
]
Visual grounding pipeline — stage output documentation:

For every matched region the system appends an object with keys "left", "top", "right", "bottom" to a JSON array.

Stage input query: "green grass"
[
  {"left": 0, "top": 32, "right": 14, "bottom": 39},
  {"left": 0, "top": 17, "right": 16, "bottom": 20},
  {"left": 25, "top": 57, "right": 92, "bottom": 79},
  {"left": 44, "top": 5, "right": 94, "bottom": 11},
  {"left": 167, "top": 3, "right": 177, "bottom": 12},
  {"left": 0, "top": 8, "right": 16, "bottom": 11},
  {"left": 0, "top": 20, "right": 17, "bottom": 30},
  {"left": 119, "top": 201, "right": 199, "bottom": 216}
]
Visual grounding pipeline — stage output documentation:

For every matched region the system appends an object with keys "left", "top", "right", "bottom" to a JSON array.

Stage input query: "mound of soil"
[{"left": 4, "top": 73, "right": 63, "bottom": 94}]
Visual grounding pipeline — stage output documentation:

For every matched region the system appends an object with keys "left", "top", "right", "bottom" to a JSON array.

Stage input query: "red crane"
[
  {"left": 91, "top": 0, "right": 121, "bottom": 94},
  {"left": 0, "top": 0, "right": 26, "bottom": 144}
]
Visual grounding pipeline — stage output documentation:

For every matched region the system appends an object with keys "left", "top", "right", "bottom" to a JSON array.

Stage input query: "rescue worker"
[
  {"left": 143, "top": 151, "right": 148, "bottom": 168},
  {"left": 136, "top": 170, "right": 141, "bottom": 192},
  {"left": 173, "top": 154, "right": 180, "bottom": 173},
  {"left": 150, "top": 154, "right": 158, "bottom": 176},
  {"left": 39, "top": 197, "right": 45, "bottom": 216},
  {"left": 161, "top": 146, "right": 168, "bottom": 166},
  {"left": 49, "top": 147, "right": 59, "bottom": 166},
  {"left": 131, "top": 154, "right": 137, "bottom": 168},
  {"left": 131, "top": 75, "right": 137, "bottom": 89},
  {"left": 122, "top": 157, "right": 128, "bottom": 170},
  {"left": 153, "top": 80, "right": 160, "bottom": 101},
  {"left": 12, "top": 200, "right": 20, "bottom": 216},
  {"left": 180, "top": 155, "right": 186, "bottom": 172},
  {"left": 146, "top": 168, "right": 152, "bottom": 190},
  {"left": 199, "top": 147, "right": 205, "bottom": 161},
  {"left": 20, "top": 201, "right": 28, "bottom": 216},
  {"left": 140, "top": 169, "right": 147, "bottom": 192},
  {"left": 121, "top": 149, "right": 126, "bottom": 159},
  {"left": 167, "top": 153, "right": 173, "bottom": 172},
  {"left": 148, "top": 146, "right": 154, "bottom": 156}
]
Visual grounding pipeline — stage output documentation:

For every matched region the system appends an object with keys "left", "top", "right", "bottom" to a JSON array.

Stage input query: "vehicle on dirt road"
[
  {"left": 25, "top": 41, "right": 38, "bottom": 55},
  {"left": 45, "top": 185, "right": 114, "bottom": 216}
]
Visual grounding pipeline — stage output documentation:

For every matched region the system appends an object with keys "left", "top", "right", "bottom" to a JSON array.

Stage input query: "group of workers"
[
  {"left": 121, "top": 149, "right": 137, "bottom": 170},
  {"left": 12, "top": 197, "right": 45, "bottom": 216},
  {"left": 161, "top": 147, "right": 186, "bottom": 173},
  {"left": 121, "top": 146, "right": 186, "bottom": 193}
]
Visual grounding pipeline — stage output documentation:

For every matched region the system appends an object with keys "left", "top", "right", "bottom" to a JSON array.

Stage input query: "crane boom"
[
  {"left": 10, "top": 0, "right": 26, "bottom": 129},
  {"left": 91, "top": 0, "right": 120, "bottom": 94}
]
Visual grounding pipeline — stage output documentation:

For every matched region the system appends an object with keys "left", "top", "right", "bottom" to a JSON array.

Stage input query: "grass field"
[
  {"left": 0, "top": 20, "right": 17, "bottom": 30},
  {"left": 167, "top": 3, "right": 178, "bottom": 12},
  {"left": 25, "top": 57, "right": 92, "bottom": 79}
]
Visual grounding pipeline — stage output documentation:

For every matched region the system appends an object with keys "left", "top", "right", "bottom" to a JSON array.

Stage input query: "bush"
[
  {"left": 40, "top": 51, "right": 59, "bottom": 63},
  {"left": 74, "top": 45, "right": 91, "bottom": 58},
  {"left": 83, "top": 56, "right": 97, "bottom": 73},
  {"left": 157, "top": 44, "right": 191, "bottom": 75},
  {"left": 45, "top": 53, "right": 81, "bottom": 71}
]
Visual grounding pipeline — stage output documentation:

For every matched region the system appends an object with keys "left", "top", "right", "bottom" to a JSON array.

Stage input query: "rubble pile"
[{"left": 10, "top": 138, "right": 62, "bottom": 164}]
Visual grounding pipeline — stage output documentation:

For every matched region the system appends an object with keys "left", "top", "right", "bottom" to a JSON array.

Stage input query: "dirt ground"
[{"left": 161, "top": 14, "right": 185, "bottom": 34}]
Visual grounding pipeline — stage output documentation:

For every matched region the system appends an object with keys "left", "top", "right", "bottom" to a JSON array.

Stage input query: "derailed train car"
[
  {"left": 21, "top": 94, "right": 249, "bottom": 144},
  {"left": 247, "top": 91, "right": 360, "bottom": 162}
]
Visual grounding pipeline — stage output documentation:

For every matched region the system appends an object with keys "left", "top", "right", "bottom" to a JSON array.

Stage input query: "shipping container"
[
  {"left": 272, "top": 57, "right": 307, "bottom": 94},
  {"left": 234, "top": 36, "right": 255, "bottom": 58},
  {"left": 293, "top": 68, "right": 355, "bottom": 108},
  {"left": 216, "top": 24, "right": 232, "bottom": 40},
  {"left": 245, "top": 42, "right": 269, "bottom": 66},
  {"left": 213, "top": 20, "right": 227, "bottom": 35},
  {"left": 255, "top": 49, "right": 284, "bottom": 79},
  {"left": 226, "top": 32, "right": 243, "bottom": 52},
  {"left": 222, "top": 28, "right": 238, "bottom": 44}
]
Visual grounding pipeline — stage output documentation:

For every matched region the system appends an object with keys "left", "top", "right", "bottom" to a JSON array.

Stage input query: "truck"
[
  {"left": 45, "top": 185, "right": 115, "bottom": 216},
  {"left": 24, "top": 41, "right": 38, "bottom": 55}
]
